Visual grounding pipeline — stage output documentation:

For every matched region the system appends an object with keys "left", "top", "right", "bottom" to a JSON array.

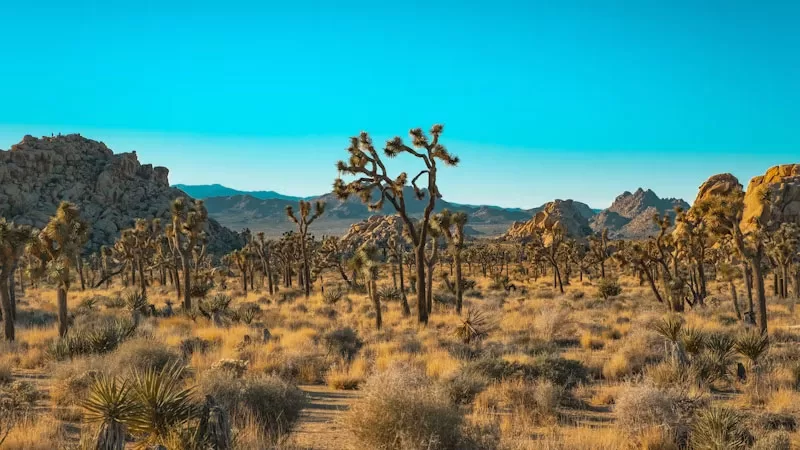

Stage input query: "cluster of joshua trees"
[{"left": 0, "top": 124, "right": 798, "bottom": 342}]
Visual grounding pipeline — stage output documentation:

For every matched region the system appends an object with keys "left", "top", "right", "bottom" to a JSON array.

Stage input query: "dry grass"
[{"left": 3, "top": 272, "right": 799, "bottom": 449}]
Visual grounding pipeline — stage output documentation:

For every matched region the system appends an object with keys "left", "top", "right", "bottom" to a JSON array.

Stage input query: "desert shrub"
[
  {"left": 0, "top": 366, "right": 10, "bottom": 385},
  {"left": 462, "top": 355, "right": 588, "bottom": 389},
  {"left": 210, "top": 359, "right": 249, "bottom": 378},
  {"left": 433, "top": 292, "right": 456, "bottom": 306},
  {"left": 179, "top": 337, "right": 214, "bottom": 358},
  {"left": 752, "top": 431, "right": 791, "bottom": 450},
  {"left": 534, "top": 306, "right": 573, "bottom": 342},
  {"left": 476, "top": 379, "right": 563, "bottom": 425},
  {"left": 342, "top": 365, "right": 466, "bottom": 449},
  {"left": 322, "top": 327, "right": 363, "bottom": 362},
  {"left": 615, "top": 385, "right": 693, "bottom": 445},
  {"left": 322, "top": 287, "right": 346, "bottom": 305},
  {"left": 199, "top": 371, "right": 304, "bottom": 435},
  {"left": 690, "top": 407, "right": 753, "bottom": 450},
  {"left": 446, "top": 370, "right": 489, "bottom": 405},
  {"left": 51, "top": 368, "right": 98, "bottom": 408},
  {"left": 597, "top": 278, "right": 622, "bottom": 299},
  {"left": 602, "top": 330, "right": 663, "bottom": 380},
  {"left": 235, "top": 302, "right": 261, "bottom": 324},
  {"left": 646, "top": 360, "right": 690, "bottom": 388},
  {"left": 47, "top": 317, "right": 136, "bottom": 360},
  {"left": 753, "top": 411, "right": 797, "bottom": 432},
  {"left": 569, "top": 290, "right": 585, "bottom": 300},
  {"left": 108, "top": 338, "right": 183, "bottom": 374}
]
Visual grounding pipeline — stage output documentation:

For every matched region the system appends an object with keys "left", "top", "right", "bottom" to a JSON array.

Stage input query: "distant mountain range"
[
  {"left": 173, "top": 184, "right": 315, "bottom": 201},
  {"left": 175, "top": 184, "right": 684, "bottom": 239}
]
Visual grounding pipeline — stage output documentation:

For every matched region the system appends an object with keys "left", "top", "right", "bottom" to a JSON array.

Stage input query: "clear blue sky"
[{"left": 1, "top": 0, "right": 798, "bottom": 208}]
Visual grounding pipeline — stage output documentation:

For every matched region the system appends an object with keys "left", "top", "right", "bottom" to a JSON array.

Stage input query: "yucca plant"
[
  {"left": 652, "top": 314, "right": 687, "bottom": 365},
  {"left": 691, "top": 407, "right": 752, "bottom": 450},
  {"left": 454, "top": 309, "right": 491, "bottom": 345},
  {"left": 681, "top": 326, "right": 707, "bottom": 357},
  {"left": 734, "top": 329, "right": 769, "bottom": 368},
  {"left": 83, "top": 375, "right": 138, "bottom": 450},
  {"left": 127, "top": 363, "right": 196, "bottom": 445}
]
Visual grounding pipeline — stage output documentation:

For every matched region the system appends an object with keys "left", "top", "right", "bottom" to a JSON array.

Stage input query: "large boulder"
[
  {"left": 0, "top": 134, "right": 244, "bottom": 254},
  {"left": 504, "top": 199, "right": 592, "bottom": 242},
  {"left": 741, "top": 164, "right": 800, "bottom": 233}
]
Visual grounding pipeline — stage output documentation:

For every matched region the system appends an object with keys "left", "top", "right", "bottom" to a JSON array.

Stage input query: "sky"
[{"left": 1, "top": 0, "right": 798, "bottom": 209}]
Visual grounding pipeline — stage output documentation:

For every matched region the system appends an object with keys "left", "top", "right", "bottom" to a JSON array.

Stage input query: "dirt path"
[{"left": 289, "top": 385, "right": 362, "bottom": 450}]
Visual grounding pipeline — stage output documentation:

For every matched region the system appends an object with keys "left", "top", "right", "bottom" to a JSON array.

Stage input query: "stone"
[{"left": 0, "top": 134, "right": 244, "bottom": 254}]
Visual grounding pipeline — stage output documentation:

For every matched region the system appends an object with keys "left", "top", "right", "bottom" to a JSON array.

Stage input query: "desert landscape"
[{"left": 0, "top": 130, "right": 798, "bottom": 450}]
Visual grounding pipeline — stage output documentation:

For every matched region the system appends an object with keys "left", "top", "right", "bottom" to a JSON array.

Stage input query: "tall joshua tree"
[
  {"left": 169, "top": 198, "right": 208, "bottom": 310},
  {"left": 39, "top": 202, "right": 89, "bottom": 338},
  {"left": 0, "top": 219, "right": 32, "bottom": 341},
  {"left": 333, "top": 125, "right": 459, "bottom": 324},
  {"left": 433, "top": 210, "right": 468, "bottom": 314},
  {"left": 253, "top": 232, "right": 275, "bottom": 295},
  {"left": 589, "top": 228, "right": 610, "bottom": 279},
  {"left": 351, "top": 244, "right": 382, "bottom": 329},
  {"left": 286, "top": 200, "right": 325, "bottom": 298}
]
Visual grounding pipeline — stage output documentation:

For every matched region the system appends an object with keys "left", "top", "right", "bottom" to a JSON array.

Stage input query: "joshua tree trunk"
[
  {"left": 77, "top": 255, "right": 86, "bottom": 291},
  {"left": 9, "top": 265, "right": 16, "bottom": 321},
  {"left": 426, "top": 261, "right": 434, "bottom": 314},
  {"left": 180, "top": 252, "right": 192, "bottom": 310},
  {"left": 455, "top": 250, "right": 464, "bottom": 314},
  {"left": 415, "top": 245, "right": 427, "bottom": 323},
  {"left": 138, "top": 258, "right": 147, "bottom": 298},
  {"left": 729, "top": 281, "right": 742, "bottom": 320},
  {"left": 751, "top": 253, "right": 768, "bottom": 333},
  {"left": 264, "top": 257, "right": 274, "bottom": 295},
  {"left": 57, "top": 285, "right": 68, "bottom": 338},
  {"left": 301, "top": 239, "right": 311, "bottom": 298},
  {"left": 241, "top": 270, "right": 248, "bottom": 294},
  {"left": 0, "top": 276, "right": 14, "bottom": 341},
  {"left": 743, "top": 263, "right": 754, "bottom": 318},
  {"left": 398, "top": 252, "right": 410, "bottom": 316},
  {"left": 371, "top": 278, "right": 381, "bottom": 330}
]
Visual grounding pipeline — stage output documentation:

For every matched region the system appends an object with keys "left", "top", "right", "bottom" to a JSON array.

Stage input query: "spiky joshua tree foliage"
[
  {"left": 333, "top": 124, "right": 459, "bottom": 324},
  {"left": 169, "top": 197, "right": 208, "bottom": 311},
  {"left": 38, "top": 201, "right": 90, "bottom": 337}
]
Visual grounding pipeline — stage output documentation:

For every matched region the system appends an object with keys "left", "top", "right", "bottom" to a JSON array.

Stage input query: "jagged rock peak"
[{"left": 0, "top": 134, "right": 242, "bottom": 254}]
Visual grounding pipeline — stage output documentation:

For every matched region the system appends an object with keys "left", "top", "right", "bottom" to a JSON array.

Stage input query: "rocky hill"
[
  {"left": 504, "top": 199, "right": 595, "bottom": 242},
  {"left": 590, "top": 188, "right": 689, "bottom": 239},
  {"left": 0, "top": 134, "right": 244, "bottom": 254},
  {"left": 203, "top": 187, "right": 534, "bottom": 238},
  {"left": 174, "top": 183, "right": 310, "bottom": 201}
]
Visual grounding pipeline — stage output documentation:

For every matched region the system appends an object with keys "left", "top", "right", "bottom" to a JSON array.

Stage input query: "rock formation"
[
  {"left": 340, "top": 215, "right": 404, "bottom": 248},
  {"left": 0, "top": 134, "right": 243, "bottom": 254},
  {"left": 741, "top": 164, "right": 800, "bottom": 233},
  {"left": 591, "top": 188, "right": 689, "bottom": 239},
  {"left": 504, "top": 199, "right": 593, "bottom": 241}
]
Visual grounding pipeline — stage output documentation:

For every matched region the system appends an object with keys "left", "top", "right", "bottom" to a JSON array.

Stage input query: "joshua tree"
[
  {"left": 674, "top": 208, "right": 711, "bottom": 306},
  {"left": 286, "top": 200, "right": 325, "bottom": 298},
  {"left": 39, "top": 201, "right": 90, "bottom": 337},
  {"left": 0, "top": 219, "right": 32, "bottom": 341},
  {"left": 694, "top": 191, "right": 768, "bottom": 331},
  {"left": 589, "top": 228, "right": 610, "bottom": 278},
  {"left": 334, "top": 125, "right": 459, "bottom": 324},
  {"left": 351, "top": 244, "right": 383, "bottom": 329},
  {"left": 387, "top": 235, "right": 411, "bottom": 316},
  {"left": 169, "top": 198, "right": 208, "bottom": 310},
  {"left": 766, "top": 223, "right": 799, "bottom": 301},
  {"left": 432, "top": 210, "right": 468, "bottom": 314},
  {"left": 252, "top": 232, "right": 275, "bottom": 294},
  {"left": 317, "top": 236, "right": 353, "bottom": 287},
  {"left": 422, "top": 224, "right": 441, "bottom": 314}
]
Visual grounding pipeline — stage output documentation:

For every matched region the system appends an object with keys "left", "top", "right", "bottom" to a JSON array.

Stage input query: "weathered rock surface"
[
  {"left": 340, "top": 215, "right": 404, "bottom": 248},
  {"left": 504, "top": 199, "right": 593, "bottom": 241},
  {"left": 0, "top": 134, "right": 244, "bottom": 254},
  {"left": 741, "top": 164, "right": 800, "bottom": 232},
  {"left": 591, "top": 188, "right": 689, "bottom": 239}
]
